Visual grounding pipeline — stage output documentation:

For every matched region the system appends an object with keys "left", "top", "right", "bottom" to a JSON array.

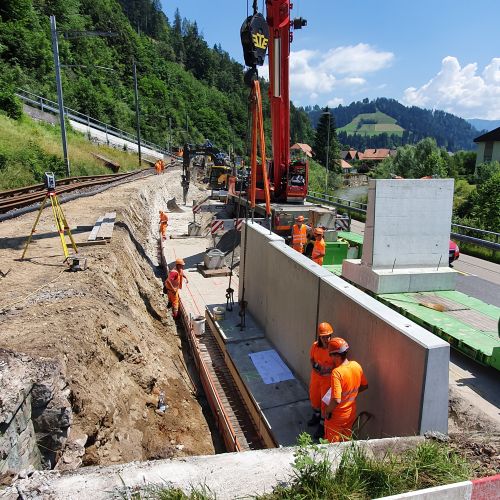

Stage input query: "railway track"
[{"left": 0, "top": 169, "right": 151, "bottom": 214}]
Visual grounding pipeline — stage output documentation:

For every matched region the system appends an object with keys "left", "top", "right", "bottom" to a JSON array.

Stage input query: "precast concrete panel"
[
  {"left": 239, "top": 222, "right": 285, "bottom": 329},
  {"left": 362, "top": 179, "right": 454, "bottom": 269},
  {"left": 318, "top": 274, "right": 449, "bottom": 437},
  {"left": 265, "top": 242, "right": 332, "bottom": 385}
]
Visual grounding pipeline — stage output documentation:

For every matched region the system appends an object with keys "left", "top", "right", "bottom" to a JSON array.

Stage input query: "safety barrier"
[
  {"left": 16, "top": 88, "right": 173, "bottom": 158},
  {"left": 308, "top": 190, "right": 500, "bottom": 252}
]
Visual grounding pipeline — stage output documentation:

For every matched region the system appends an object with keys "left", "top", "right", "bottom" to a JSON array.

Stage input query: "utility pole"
[
  {"left": 186, "top": 111, "right": 189, "bottom": 141},
  {"left": 169, "top": 117, "right": 172, "bottom": 152},
  {"left": 133, "top": 60, "right": 142, "bottom": 167},
  {"left": 50, "top": 15, "right": 70, "bottom": 177},
  {"left": 324, "top": 111, "right": 331, "bottom": 193}
]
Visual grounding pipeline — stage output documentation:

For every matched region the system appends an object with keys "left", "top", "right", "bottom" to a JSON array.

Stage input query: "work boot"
[
  {"left": 313, "top": 422, "right": 324, "bottom": 440},
  {"left": 307, "top": 412, "right": 321, "bottom": 427}
]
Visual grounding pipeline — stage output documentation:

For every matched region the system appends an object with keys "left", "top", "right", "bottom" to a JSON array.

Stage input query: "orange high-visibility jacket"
[
  {"left": 309, "top": 341, "right": 335, "bottom": 410},
  {"left": 159, "top": 211, "right": 168, "bottom": 224},
  {"left": 312, "top": 239, "right": 326, "bottom": 265},
  {"left": 165, "top": 269, "right": 183, "bottom": 292},
  {"left": 292, "top": 224, "right": 307, "bottom": 251}
]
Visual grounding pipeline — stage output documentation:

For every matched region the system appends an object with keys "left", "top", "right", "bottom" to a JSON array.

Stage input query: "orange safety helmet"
[
  {"left": 296, "top": 215, "right": 305, "bottom": 222},
  {"left": 175, "top": 258, "right": 185, "bottom": 266},
  {"left": 314, "top": 227, "right": 324, "bottom": 235},
  {"left": 318, "top": 322, "right": 334, "bottom": 336},
  {"left": 328, "top": 337, "right": 349, "bottom": 354}
]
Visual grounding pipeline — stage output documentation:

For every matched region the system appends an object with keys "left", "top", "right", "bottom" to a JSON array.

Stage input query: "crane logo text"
[{"left": 252, "top": 33, "right": 269, "bottom": 50}]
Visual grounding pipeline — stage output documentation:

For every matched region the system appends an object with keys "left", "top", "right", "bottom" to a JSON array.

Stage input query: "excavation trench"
[{"left": 0, "top": 167, "right": 223, "bottom": 475}]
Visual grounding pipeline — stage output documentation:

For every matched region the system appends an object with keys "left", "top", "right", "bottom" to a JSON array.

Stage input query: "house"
[
  {"left": 340, "top": 149, "right": 359, "bottom": 161},
  {"left": 336, "top": 159, "right": 355, "bottom": 174},
  {"left": 473, "top": 127, "right": 500, "bottom": 166},
  {"left": 290, "top": 143, "right": 313, "bottom": 158},
  {"left": 360, "top": 149, "right": 393, "bottom": 162}
]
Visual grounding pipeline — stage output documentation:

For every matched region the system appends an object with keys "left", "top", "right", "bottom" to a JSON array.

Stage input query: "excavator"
[{"left": 240, "top": 0, "right": 308, "bottom": 203}]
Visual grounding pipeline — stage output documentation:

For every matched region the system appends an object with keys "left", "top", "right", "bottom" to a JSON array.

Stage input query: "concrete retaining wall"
[{"left": 240, "top": 222, "right": 449, "bottom": 437}]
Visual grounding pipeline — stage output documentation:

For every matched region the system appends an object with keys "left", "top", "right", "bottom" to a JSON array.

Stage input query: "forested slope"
[{"left": 0, "top": 0, "right": 313, "bottom": 155}]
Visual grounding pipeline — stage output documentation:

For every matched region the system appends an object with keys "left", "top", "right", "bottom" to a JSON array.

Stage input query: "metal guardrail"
[
  {"left": 308, "top": 190, "right": 500, "bottom": 252},
  {"left": 16, "top": 89, "right": 174, "bottom": 157}
]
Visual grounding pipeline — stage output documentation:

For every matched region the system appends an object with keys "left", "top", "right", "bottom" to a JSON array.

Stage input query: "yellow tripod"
[{"left": 21, "top": 190, "right": 78, "bottom": 261}]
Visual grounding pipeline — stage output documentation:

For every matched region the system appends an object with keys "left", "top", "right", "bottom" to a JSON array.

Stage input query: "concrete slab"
[
  {"left": 207, "top": 303, "right": 265, "bottom": 344},
  {"left": 225, "top": 338, "right": 309, "bottom": 410},
  {"left": 342, "top": 259, "right": 457, "bottom": 294},
  {"left": 264, "top": 400, "right": 312, "bottom": 447}
]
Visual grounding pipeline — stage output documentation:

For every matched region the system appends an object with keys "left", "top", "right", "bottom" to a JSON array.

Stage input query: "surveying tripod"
[{"left": 21, "top": 172, "right": 78, "bottom": 261}]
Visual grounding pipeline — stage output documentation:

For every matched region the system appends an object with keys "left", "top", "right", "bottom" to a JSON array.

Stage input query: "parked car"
[{"left": 449, "top": 240, "right": 460, "bottom": 266}]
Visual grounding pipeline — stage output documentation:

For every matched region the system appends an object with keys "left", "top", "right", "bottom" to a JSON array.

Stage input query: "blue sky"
[{"left": 161, "top": 1, "right": 500, "bottom": 119}]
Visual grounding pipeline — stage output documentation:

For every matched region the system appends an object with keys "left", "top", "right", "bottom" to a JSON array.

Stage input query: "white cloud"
[
  {"left": 319, "top": 43, "right": 394, "bottom": 75},
  {"left": 327, "top": 97, "right": 344, "bottom": 107},
  {"left": 255, "top": 44, "right": 393, "bottom": 104},
  {"left": 403, "top": 57, "right": 500, "bottom": 119}
]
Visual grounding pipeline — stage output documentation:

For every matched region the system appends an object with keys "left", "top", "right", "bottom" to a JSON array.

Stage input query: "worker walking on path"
[
  {"left": 308, "top": 322, "right": 335, "bottom": 439},
  {"left": 291, "top": 215, "right": 310, "bottom": 253},
  {"left": 155, "top": 160, "right": 162, "bottom": 175},
  {"left": 311, "top": 227, "right": 326, "bottom": 265},
  {"left": 324, "top": 337, "right": 368, "bottom": 442},
  {"left": 159, "top": 210, "right": 169, "bottom": 239},
  {"left": 164, "top": 258, "right": 189, "bottom": 319}
]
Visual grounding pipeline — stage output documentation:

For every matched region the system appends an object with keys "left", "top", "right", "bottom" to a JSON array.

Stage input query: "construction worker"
[
  {"left": 159, "top": 159, "right": 166, "bottom": 174},
  {"left": 308, "top": 322, "right": 335, "bottom": 439},
  {"left": 155, "top": 160, "right": 162, "bottom": 175},
  {"left": 164, "top": 258, "right": 189, "bottom": 319},
  {"left": 291, "top": 215, "right": 309, "bottom": 253},
  {"left": 324, "top": 337, "right": 368, "bottom": 442},
  {"left": 159, "top": 210, "right": 168, "bottom": 239},
  {"left": 311, "top": 227, "right": 326, "bottom": 265}
]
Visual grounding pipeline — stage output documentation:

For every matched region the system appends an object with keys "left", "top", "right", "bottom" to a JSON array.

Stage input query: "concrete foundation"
[
  {"left": 342, "top": 179, "right": 457, "bottom": 294},
  {"left": 240, "top": 221, "right": 449, "bottom": 437}
]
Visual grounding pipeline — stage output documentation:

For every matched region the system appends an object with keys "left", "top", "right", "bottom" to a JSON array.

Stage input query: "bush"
[{"left": 0, "top": 89, "right": 22, "bottom": 120}]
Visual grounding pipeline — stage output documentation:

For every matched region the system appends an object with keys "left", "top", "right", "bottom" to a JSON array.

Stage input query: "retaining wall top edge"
[{"left": 321, "top": 274, "right": 449, "bottom": 350}]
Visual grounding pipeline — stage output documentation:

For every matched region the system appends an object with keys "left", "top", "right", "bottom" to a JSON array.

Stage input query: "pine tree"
[{"left": 313, "top": 107, "right": 340, "bottom": 172}]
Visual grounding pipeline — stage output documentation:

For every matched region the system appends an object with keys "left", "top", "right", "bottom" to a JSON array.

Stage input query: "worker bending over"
[
  {"left": 308, "top": 322, "right": 335, "bottom": 439},
  {"left": 311, "top": 227, "right": 326, "bottom": 265},
  {"left": 291, "top": 215, "right": 310, "bottom": 253},
  {"left": 324, "top": 337, "right": 368, "bottom": 442},
  {"left": 159, "top": 210, "right": 169, "bottom": 239},
  {"left": 164, "top": 258, "right": 189, "bottom": 319}
]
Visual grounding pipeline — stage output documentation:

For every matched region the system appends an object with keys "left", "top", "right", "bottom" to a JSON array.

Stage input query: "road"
[{"left": 349, "top": 219, "right": 500, "bottom": 307}]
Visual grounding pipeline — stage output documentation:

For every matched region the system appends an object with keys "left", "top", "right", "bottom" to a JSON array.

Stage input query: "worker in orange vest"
[
  {"left": 308, "top": 322, "right": 335, "bottom": 439},
  {"left": 324, "top": 337, "right": 368, "bottom": 442},
  {"left": 311, "top": 227, "right": 326, "bottom": 265},
  {"left": 159, "top": 210, "right": 169, "bottom": 239},
  {"left": 164, "top": 258, "right": 189, "bottom": 319},
  {"left": 160, "top": 159, "right": 166, "bottom": 174},
  {"left": 291, "top": 215, "right": 309, "bottom": 253},
  {"left": 155, "top": 160, "right": 162, "bottom": 175}
]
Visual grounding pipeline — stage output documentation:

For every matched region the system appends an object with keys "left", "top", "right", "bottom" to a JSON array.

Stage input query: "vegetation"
[
  {"left": 305, "top": 98, "right": 480, "bottom": 151},
  {"left": 0, "top": 0, "right": 313, "bottom": 164},
  {"left": 308, "top": 157, "right": 341, "bottom": 193},
  {"left": 0, "top": 113, "right": 141, "bottom": 190},
  {"left": 338, "top": 111, "right": 404, "bottom": 137},
  {"left": 259, "top": 433, "right": 472, "bottom": 500}
]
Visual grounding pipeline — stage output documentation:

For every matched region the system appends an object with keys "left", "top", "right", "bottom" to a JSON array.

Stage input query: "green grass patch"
[
  {"left": 339, "top": 111, "right": 404, "bottom": 137},
  {"left": 259, "top": 433, "right": 472, "bottom": 500},
  {"left": 0, "top": 113, "right": 142, "bottom": 191}
]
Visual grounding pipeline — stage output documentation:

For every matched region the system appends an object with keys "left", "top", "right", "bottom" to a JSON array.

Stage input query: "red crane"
[{"left": 241, "top": 0, "right": 307, "bottom": 203}]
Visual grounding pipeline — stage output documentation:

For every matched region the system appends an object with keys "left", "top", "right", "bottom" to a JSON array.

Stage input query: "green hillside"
[{"left": 338, "top": 111, "right": 404, "bottom": 137}]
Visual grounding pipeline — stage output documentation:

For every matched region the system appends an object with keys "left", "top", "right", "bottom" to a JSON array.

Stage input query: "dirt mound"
[{"left": 0, "top": 170, "right": 214, "bottom": 468}]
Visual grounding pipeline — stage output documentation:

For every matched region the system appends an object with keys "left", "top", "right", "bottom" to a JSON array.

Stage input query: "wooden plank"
[
  {"left": 97, "top": 212, "right": 116, "bottom": 240},
  {"left": 87, "top": 216, "right": 104, "bottom": 241},
  {"left": 76, "top": 240, "right": 108, "bottom": 247}
]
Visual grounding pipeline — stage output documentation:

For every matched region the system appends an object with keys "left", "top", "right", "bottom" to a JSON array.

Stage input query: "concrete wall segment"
[{"left": 378, "top": 481, "right": 473, "bottom": 499}]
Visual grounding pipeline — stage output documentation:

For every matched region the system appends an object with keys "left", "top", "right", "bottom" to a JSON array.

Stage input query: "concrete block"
[
  {"left": 361, "top": 179, "right": 454, "bottom": 269},
  {"left": 342, "top": 260, "right": 456, "bottom": 294},
  {"left": 318, "top": 274, "right": 449, "bottom": 437},
  {"left": 264, "top": 400, "right": 312, "bottom": 447}
]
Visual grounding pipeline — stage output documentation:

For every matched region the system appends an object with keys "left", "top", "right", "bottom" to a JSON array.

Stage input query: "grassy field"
[
  {"left": 0, "top": 113, "right": 142, "bottom": 191},
  {"left": 338, "top": 111, "right": 405, "bottom": 137}
]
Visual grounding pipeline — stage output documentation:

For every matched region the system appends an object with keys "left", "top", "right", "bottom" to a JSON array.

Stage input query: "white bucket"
[
  {"left": 212, "top": 306, "right": 225, "bottom": 322},
  {"left": 192, "top": 315, "right": 205, "bottom": 336}
]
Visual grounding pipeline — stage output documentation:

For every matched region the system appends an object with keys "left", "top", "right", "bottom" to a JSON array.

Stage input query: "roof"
[
  {"left": 335, "top": 159, "right": 353, "bottom": 170},
  {"left": 473, "top": 127, "right": 500, "bottom": 143},
  {"left": 290, "top": 143, "right": 313, "bottom": 157},
  {"left": 361, "top": 148, "right": 392, "bottom": 161}
]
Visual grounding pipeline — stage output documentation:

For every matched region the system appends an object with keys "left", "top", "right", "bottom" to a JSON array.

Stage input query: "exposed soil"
[{"left": 0, "top": 166, "right": 215, "bottom": 467}]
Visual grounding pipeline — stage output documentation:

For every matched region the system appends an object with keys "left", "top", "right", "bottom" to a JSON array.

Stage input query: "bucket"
[
  {"left": 212, "top": 306, "right": 225, "bottom": 322},
  {"left": 191, "top": 315, "right": 206, "bottom": 336},
  {"left": 204, "top": 248, "right": 225, "bottom": 269}
]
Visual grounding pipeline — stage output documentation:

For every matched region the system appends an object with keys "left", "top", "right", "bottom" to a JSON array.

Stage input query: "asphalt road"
[{"left": 349, "top": 219, "right": 500, "bottom": 307}]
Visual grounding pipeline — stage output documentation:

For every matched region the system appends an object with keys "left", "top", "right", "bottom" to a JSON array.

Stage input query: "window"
[{"left": 484, "top": 142, "right": 493, "bottom": 163}]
